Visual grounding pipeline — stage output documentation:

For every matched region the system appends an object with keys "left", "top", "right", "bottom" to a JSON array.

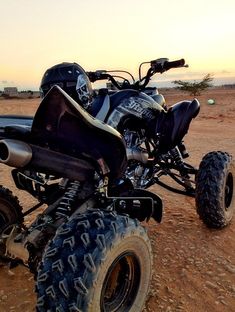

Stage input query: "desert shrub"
[{"left": 172, "top": 74, "right": 213, "bottom": 96}]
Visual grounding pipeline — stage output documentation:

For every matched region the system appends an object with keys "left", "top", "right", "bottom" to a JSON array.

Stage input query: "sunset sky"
[{"left": 1, "top": 0, "right": 235, "bottom": 90}]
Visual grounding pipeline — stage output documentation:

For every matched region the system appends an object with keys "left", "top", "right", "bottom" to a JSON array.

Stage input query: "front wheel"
[
  {"left": 36, "top": 210, "right": 152, "bottom": 312},
  {"left": 195, "top": 151, "right": 234, "bottom": 228}
]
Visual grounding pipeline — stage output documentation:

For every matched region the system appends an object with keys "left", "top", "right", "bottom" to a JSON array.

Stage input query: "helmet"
[{"left": 40, "top": 62, "right": 93, "bottom": 109}]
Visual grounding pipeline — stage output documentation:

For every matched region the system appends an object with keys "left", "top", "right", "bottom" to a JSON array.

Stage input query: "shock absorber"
[
  {"left": 170, "top": 146, "right": 184, "bottom": 166},
  {"left": 55, "top": 181, "right": 81, "bottom": 218},
  {"left": 178, "top": 141, "right": 189, "bottom": 158},
  {"left": 170, "top": 146, "right": 192, "bottom": 189}
]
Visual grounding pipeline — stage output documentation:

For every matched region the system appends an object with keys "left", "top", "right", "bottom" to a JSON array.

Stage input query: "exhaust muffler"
[
  {"left": 0, "top": 139, "right": 95, "bottom": 181},
  {"left": 0, "top": 139, "right": 32, "bottom": 168}
]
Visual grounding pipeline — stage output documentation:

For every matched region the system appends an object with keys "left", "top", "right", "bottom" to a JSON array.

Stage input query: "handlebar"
[{"left": 87, "top": 57, "right": 187, "bottom": 91}]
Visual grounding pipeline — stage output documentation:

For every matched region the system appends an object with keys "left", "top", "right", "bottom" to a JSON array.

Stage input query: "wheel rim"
[
  {"left": 225, "top": 172, "right": 233, "bottom": 209},
  {"left": 100, "top": 252, "right": 141, "bottom": 312}
]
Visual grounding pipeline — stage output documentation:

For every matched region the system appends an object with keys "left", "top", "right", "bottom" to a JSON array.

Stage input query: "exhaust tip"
[
  {"left": 0, "top": 142, "right": 10, "bottom": 161},
  {"left": 0, "top": 139, "right": 32, "bottom": 168}
]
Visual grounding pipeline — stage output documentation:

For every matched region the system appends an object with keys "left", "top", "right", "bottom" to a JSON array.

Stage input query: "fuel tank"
[{"left": 106, "top": 90, "right": 165, "bottom": 130}]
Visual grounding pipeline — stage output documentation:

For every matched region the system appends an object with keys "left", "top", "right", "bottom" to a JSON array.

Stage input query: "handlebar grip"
[{"left": 164, "top": 59, "right": 185, "bottom": 70}]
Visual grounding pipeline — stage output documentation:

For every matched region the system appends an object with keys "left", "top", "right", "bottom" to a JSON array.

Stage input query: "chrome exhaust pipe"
[
  {"left": 0, "top": 139, "right": 32, "bottom": 167},
  {"left": 0, "top": 139, "right": 95, "bottom": 181},
  {"left": 126, "top": 147, "right": 149, "bottom": 164}
]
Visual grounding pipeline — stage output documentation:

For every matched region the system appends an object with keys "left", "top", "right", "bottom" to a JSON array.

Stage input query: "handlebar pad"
[{"left": 164, "top": 59, "right": 185, "bottom": 70}]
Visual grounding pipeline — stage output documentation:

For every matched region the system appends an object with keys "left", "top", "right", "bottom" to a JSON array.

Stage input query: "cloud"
[{"left": 1, "top": 80, "right": 8, "bottom": 84}]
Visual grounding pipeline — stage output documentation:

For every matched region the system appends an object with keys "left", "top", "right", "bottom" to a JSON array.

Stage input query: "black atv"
[{"left": 0, "top": 86, "right": 163, "bottom": 311}]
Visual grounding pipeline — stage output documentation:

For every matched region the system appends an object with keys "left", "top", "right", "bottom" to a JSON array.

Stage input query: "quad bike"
[
  {"left": 0, "top": 86, "right": 163, "bottom": 311},
  {"left": 85, "top": 57, "right": 234, "bottom": 229},
  {"left": 0, "top": 58, "right": 234, "bottom": 229}
]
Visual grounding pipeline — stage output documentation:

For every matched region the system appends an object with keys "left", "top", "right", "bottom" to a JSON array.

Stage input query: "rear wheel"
[
  {"left": 36, "top": 210, "right": 152, "bottom": 312},
  {"left": 0, "top": 186, "right": 23, "bottom": 259},
  {"left": 195, "top": 151, "right": 234, "bottom": 228}
]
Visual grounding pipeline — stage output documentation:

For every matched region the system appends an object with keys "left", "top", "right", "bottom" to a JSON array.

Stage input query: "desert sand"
[{"left": 0, "top": 88, "right": 234, "bottom": 312}]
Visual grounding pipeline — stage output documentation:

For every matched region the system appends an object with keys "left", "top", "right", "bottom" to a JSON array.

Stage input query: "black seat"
[
  {"left": 3, "top": 125, "right": 31, "bottom": 139},
  {"left": 0, "top": 115, "right": 33, "bottom": 139},
  {"left": 31, "top": 86, "right": 127, "bottom": 181},
  {"left": 156, "top": 99, "right": 200, "bottom": 152},
  {"left": 169, "top": 99, "right": 200, "bottom": 144}
]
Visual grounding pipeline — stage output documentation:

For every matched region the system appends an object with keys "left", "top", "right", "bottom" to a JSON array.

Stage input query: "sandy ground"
[{"left": 0, "top": 88, "right": 234, "bottom": 312}]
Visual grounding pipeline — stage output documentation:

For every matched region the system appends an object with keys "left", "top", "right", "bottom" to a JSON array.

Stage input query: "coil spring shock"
[
  {"left": 170, "top": 146, "right": 192, "bottom": 189},
  {"left": 170, "top": 146, "right": 184, "bottom": 166},
  {"left": 55, "top": 181, "right": 81, "bottom": 218}
]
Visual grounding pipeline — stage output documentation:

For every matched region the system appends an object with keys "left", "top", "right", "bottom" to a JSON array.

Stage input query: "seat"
[
  {"left": 3, "top": 125, "right": 31, "bottom": 139},
  {"left": 0, "top": 115, "right": 33, "bottom": 139},
  {"left": 169, "top": 99, "right": 200, "bottom": 144},
  {"left": 156, "top": 99, "right": 200, "bottom": 152}
]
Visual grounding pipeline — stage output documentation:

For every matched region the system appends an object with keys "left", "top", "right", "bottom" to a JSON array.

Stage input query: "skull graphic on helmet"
[{"left": 76, "top": 74, "right": 92, "bottom": 109}]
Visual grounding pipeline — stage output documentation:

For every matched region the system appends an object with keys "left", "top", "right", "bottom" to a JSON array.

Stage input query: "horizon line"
[{"left": 1, "top": 75, "right": 235, "bottom": 92}]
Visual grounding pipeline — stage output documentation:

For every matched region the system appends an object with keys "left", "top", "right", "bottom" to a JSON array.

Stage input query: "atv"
[{"left": 0, "top": 86, "right": 163, "bottom": 311}]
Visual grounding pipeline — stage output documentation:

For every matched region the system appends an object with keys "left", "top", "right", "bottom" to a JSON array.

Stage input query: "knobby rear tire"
[{"left": 36, "top": 210, "right": 152, "bottom": 312}]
